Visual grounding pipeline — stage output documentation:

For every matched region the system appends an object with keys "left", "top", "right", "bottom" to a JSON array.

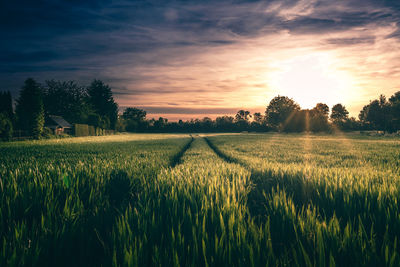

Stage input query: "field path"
[
  {"left": 169, "top": 135, "right": 194, "bottom": 167},
  {"left": 203, "top": 136, "right": 240, "bottom": 164},
  {"left": 139, "top": 136, "right": 256, "bottom": 266}
]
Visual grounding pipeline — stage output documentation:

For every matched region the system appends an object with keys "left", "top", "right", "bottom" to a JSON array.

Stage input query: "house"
[{"left": 46, "top": 115, "right": 73, "bottom": 135}]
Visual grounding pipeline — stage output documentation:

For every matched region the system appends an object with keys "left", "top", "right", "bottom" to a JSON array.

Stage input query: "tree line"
[
  {"left": 0, "top": 78, "right": 118, "bottom": 140},
  {"left": 118, "top": 92, "right": 400, "bottom": 134},
  {"left": 1, "top": 78, "right": 400, "bottom": 140}
]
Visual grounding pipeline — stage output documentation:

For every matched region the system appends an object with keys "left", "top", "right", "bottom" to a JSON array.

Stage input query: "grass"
[
  {"left": 1, "top": 133, "right": 400, "bottom": 266},
  {"left": 207, "top": 133, "right": 400, "bottom": 266}
]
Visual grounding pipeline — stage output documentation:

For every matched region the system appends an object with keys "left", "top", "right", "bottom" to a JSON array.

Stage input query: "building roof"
[{"left": 48, "top": 115, "right": 72, "bottom": 128}]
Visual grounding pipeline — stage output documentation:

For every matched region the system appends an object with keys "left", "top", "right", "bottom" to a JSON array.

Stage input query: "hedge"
[{"left": 74, "top": 124, "right": 89, "bottom": 137}]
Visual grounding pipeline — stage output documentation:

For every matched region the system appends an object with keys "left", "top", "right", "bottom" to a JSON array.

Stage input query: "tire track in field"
[
  {"left": 203, "top": 136, "right": 338, "bottom": 223},
  {"left": 170, "top": 135, "right": 194, "bottom": 167},
  {"left": 203, "top": 137, "right": 240, "bottom": 164},
  {"left": 203, "top": 136, "right": 274, "bottom": 221}
]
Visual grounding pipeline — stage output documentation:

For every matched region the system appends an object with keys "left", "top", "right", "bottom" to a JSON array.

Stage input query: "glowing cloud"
[{"left": 1, "top": 0, "right": 400, "bottom": 119}]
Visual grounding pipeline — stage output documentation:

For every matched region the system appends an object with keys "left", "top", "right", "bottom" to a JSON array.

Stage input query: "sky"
[{"left": 1, "top": 0, "right": 400, "bottom": 120}]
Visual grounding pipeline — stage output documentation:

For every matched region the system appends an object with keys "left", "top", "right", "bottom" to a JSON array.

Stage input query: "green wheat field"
[{"left": 1, "top": 133, "right": 400, "bottom": 266}]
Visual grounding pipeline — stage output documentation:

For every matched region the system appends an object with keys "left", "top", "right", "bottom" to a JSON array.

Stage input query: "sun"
[{"left": 268, "top": 53, "right": 355, "bottom": 109}]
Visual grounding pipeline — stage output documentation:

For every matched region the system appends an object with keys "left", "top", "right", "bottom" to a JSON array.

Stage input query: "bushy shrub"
[{"left": 41, "top": 127, "right": 54, "bottom": 139}]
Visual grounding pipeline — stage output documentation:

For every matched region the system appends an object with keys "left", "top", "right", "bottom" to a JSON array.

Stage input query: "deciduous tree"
[
  {"left": 359, "top": 95, "right": 391, "bottom": 132},
  {"left": 389, "top": 91, "right": 400, "bottom": 131},
  {"left": 235, "top": 110, "right": 251, "bottom": 122},
  {"left": 309, "top": 103, "right": 330, "bottom": 132},
  {"left": 265, "top": 96, "right": 300, "bottom": 131},
  {"left": 331, "top": 103, "right": 349, "bottom": 130},
  {"left": 122, "top": 107, "right": 148, "bottom": 132},
  {"left": 43, "top": 80, "right": 92, "bottom": 124}
]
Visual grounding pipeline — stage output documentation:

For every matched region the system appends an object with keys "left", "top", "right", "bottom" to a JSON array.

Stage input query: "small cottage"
[{"left": 46, "top": 115, "right": 73, "bottom": 135}]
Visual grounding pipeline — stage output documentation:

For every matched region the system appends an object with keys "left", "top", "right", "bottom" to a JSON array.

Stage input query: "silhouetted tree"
[
  {"left": 331, "top": 104, "right": 349, "bottom": 130},
  {"left": 389, "top": 91, "right": 400, "bottom": 131},
  {"left": 122, "top": 107, "right": 148, "bottom": 132},
  {"left": 358, "top": 105, "right": 370, "bottom": 129},
  {"left": 0, "top": 91, "right": 14, "bottom": 121},
  {"left": 253, "top": 112, "right": 264, "bottom": 124},
  {"left": 216, "top": 116, "right": 235, "bottom": 132},
  {"left": 314, "top": 103, "right": 329, "bottom": 117},
  {"left": 123, "top": 108, "right": 146, "bottom": 121},
  {"left": 43, "top": 80, "right": 92, "bottom": 124},
  {"left": 265, "top": 96, "right": 300, "bottom": 131},
  {"left": 0, "top": 113, "right": 13, "bottom": 141},
  {"left": 250, "top": 112, "right": 267, "bottom": 131},
  {"left": 360, "top": 95, "right": 391, "bottom": 132},
  {"left": 235, "top": 110, "right": 251, "bottom": 131},
  {"left": 88, "top": 113, "right": 109, "bottom": 129},
  {"left": 15, "top": 78, "right": 44, "bottom": 138},
  {"left": 309, "top": 103, "right": 330, "bottom": 132},
  {"left": 200, "top": 117, "right": 213, "bottom": 132},
  {"left": 283, "top": 109, "right": 306, "bottom": 132},
  {"left": 235, "top": 110, "right": 251, "bottom": 121},
  {"left": 342, "top": 117, "right": 360, "bottom": 131},
  {"left": 153, "top": 117, "right": 168, "bottom": 132},
  {"left": 0, "top": 91, "right": 14, "bottom": 140},
  {"left": 87, "top": 80, "right": 118, "bottom": 129},
  {"left": 193, "top": 119, "right": 202, "bottom": 132}
]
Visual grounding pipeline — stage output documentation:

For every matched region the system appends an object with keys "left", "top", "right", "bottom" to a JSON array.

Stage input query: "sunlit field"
[{"left": 1, "top": 133, "right": 400, "bottom": 266}]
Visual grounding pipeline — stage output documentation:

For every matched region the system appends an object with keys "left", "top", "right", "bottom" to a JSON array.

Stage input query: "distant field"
[{"left": 1, "top": 133, "right": 400, "bottom": 266}]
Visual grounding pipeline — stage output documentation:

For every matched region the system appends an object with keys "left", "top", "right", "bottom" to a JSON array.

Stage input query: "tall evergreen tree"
[
  {"left": 87, "top": 80, "right": 118, "bottom": 129},
  {"left": 15, "top": 78, "right": 44, "bottom": 138}
]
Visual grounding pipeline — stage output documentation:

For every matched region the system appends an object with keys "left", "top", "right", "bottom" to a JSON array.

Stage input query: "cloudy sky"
[{"left": 1, "top": 0, "right": 400, "bottom": 120}]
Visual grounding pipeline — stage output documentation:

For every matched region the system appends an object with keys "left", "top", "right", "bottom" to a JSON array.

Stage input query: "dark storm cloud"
[
  {"left": 113, "top": 88, "right": 210, "bottom": 96},
  {"left": 326, "top": 37, "right": 376, "bottom": 46},
  {"left": 1, "top": 0, "right": 400, "bottom": 111}
]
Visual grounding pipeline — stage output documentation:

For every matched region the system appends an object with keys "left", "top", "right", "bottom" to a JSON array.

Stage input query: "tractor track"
[
  {"left": 203, "top": 136, "right": 240, "bottom": 165},
  {"left": 170, "top": 135, "right": 194, "bottom": 168}
]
